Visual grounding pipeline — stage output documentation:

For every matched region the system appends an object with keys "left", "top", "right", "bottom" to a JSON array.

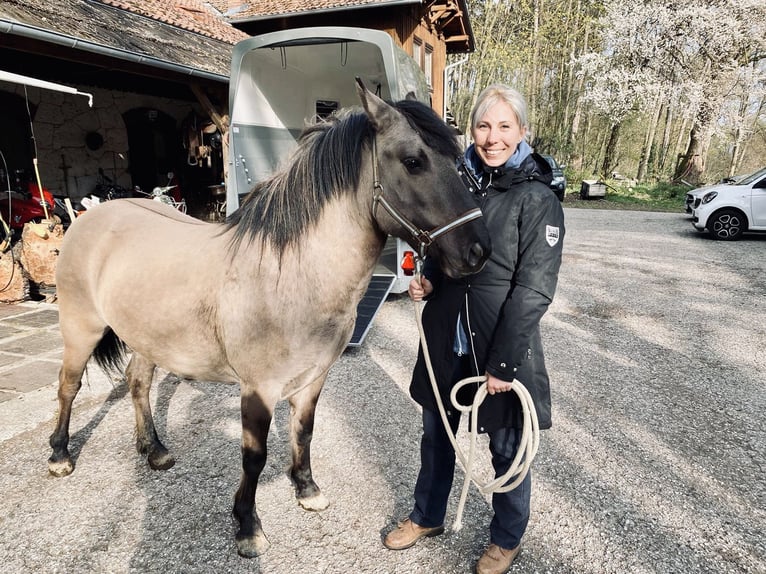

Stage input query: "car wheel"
[{"left": 708, "top": 208, "right": 746, "bottom": 240}]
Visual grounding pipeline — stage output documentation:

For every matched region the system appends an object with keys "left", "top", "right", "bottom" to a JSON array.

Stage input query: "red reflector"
[{"left": 401, "top": 250, "right": 416, "bottom": 276}]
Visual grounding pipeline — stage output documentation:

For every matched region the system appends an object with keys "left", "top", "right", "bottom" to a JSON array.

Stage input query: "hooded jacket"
[{"left": 409, "top": 145, "right": 565, "bottom": 432}]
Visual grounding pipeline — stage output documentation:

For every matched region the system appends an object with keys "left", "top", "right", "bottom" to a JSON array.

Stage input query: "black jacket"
[{"left": 409, "top": 150, "right": 565, "bottom": 432}]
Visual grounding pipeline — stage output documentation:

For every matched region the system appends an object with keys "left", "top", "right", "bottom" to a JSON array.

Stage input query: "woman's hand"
[
  {"left": 486, "top": 372, "right": 514, "bottom": 395},
  {"left": 408, "top": 276, "right": 433, "bottom": 301}
]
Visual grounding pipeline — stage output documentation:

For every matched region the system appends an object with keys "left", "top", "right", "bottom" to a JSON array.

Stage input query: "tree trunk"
[
  {"left": 529, "top": 0, "right": 540, "bottom": 128},
  {"left": 658, "top": 104, "right": 673, "bottom": 173},
  {"left": 637, "top": 97, "right": 663, "bottom": 182},
  {"left": 567, "top": 6, "right": 589, "bottom": 171},
  {"left": 675, "top": 124, "right": 706, "bottom": 184},
  {"left": 601, "top": 122, "right": 621, "bottom": 178},
  {"left": 676, "top": 95, "right": 717, "bottom": 184},
  {"left": 735, "top": 95, "right": 766, "bottom": 174}
]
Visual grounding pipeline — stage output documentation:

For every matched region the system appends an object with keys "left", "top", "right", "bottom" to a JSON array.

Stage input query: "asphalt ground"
[{"left": 0, "top": 208, "right": 764, "bottom": 573}]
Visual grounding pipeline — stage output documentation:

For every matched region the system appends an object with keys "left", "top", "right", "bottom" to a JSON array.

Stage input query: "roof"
[
  {"left": 0, "top": 0, "right": 249, "bottom": 82},
  {"left": 218, "top": 0, "right": 475, "bottom": 53},
  {"left": 0, "top": 0, "right": 473, "bottom": 92},
  {"left": 222, "top": 0, "right": 417, "bottom": 20},
  {"left": 97, "top": 0, "right": 249, "bottom": 44}
]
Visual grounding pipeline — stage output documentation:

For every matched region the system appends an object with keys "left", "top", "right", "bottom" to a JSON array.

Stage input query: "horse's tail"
[{"left": 92, "top": 327, "right": 129, "bottom": 375}]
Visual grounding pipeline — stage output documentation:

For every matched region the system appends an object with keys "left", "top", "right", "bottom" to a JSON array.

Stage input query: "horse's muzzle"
[
  {"left": 465, "top": 241, "right": 492, "bottom": 273},
  {"left": 440, "top": 240, "right": 491, "bottom": 278},
  {"left": 466, "top": 241, "right": 490, "bottom": 272}
]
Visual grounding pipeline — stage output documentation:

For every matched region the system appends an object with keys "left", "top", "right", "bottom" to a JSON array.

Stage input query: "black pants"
[{"left": 409, "top": 355, "right": 531, "bottom": 549}]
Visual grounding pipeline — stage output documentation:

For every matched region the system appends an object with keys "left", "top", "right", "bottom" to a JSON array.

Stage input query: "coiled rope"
[{"left": 412, "top": 277, "right": 540, "bottom": 531}]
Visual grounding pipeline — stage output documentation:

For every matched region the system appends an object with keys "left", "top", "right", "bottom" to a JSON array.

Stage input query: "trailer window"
[{"left": 316, "top": 99, "right": 339, "bottom": 120}]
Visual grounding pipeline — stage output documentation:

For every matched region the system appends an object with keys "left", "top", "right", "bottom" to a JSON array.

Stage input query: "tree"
[
  {"left": 447, "top": 0, "right": 766, "bottom": 184},
  {"left": 586, "top": 0, "right": 766, "bottom": 183}
]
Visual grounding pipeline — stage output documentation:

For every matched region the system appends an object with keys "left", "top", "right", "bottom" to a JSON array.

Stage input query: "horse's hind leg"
[
  {"left": 125, "top": 353, "right": 174, "bottom": 470},
  {"left": 48, "top": 343, "right": 97, "bottom": 477},
  {"left": 288, "top": 374, "right": 330, "bottom": 511}
]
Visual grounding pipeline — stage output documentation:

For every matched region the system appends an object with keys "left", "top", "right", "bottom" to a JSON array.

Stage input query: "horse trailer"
[{"left": 227, "top": 27, "right": 433, "bottom": 345}]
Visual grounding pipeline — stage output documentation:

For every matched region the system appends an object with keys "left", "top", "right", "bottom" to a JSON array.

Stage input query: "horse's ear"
[
  {"left": 405, "top": 91, "right": 417, "bottom": 101},
  {"left": 355, "top": 77, "right": 398, "bottom": 132}
]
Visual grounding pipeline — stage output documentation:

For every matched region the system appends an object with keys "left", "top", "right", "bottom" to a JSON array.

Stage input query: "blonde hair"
[{"left": 470, "top": 84, "right": 529, "bottom": 132}]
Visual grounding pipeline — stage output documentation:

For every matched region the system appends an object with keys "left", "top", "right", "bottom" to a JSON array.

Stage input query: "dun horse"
[{"left": 48, "top": 82, "right": 491, "bottom": 556}]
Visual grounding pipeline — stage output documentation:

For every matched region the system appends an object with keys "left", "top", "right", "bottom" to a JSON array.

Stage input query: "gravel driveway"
[{"left": 0, "top": 208, "right": 763, "bottom": 574}]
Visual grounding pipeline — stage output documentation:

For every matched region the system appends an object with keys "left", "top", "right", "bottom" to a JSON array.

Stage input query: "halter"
[{"left": 370, "top": 137, "right": 483, "bottom": 258}]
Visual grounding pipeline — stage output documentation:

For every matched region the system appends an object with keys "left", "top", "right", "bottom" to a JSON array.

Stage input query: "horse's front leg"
[
  {"left": 289, "top": 374, "right": 330, "bottom": 511},
  {"left": 125, "top": 354, "right": 174, "bottom": 470},
  {"left": 233, "top": 389, "right": 274, "bottom": 557}
]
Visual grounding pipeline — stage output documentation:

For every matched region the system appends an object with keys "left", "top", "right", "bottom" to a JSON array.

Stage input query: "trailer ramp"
[{"left": 347, "top": 274, "right": 396, "bottom": 347}]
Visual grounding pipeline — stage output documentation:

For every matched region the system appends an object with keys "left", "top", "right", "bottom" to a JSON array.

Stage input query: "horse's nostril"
[{"left": 467, "top": 242, "right": 488, "bottom": 268}]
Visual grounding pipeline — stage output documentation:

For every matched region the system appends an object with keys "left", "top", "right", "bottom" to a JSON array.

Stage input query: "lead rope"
[{"left": 412, "top": 266, "right": 540, "bottom": 531}]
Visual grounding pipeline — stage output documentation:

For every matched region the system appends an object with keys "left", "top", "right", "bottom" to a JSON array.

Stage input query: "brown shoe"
[
  {"left": 475, "top": 543, "right": 521, "bottom": 574},
  {"left": 383, "top": 518, "right": 444, "bottom": 550}
]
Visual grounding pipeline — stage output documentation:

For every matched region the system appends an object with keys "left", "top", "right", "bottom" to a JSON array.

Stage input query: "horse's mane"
[{"left": 226, "top": 99, "right": 461, "bottom": 255}]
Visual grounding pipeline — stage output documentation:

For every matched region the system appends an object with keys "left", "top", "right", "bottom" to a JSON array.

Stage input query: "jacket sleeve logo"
[{"left": 545, "top": 225, "right": 560, "bottom": 247}]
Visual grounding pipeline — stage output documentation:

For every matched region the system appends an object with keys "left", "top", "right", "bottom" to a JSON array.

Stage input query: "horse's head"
[{"left": 356, "top": 80, "right": 491, "bottom": 278}]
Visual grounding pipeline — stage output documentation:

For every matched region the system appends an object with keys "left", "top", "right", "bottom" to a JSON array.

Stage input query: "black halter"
[{"left": 370, "top": 137, "right": 483, "bottom": 258}]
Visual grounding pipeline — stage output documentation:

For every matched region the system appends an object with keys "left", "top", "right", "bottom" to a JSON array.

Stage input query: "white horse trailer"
[{"left": 227, "top": 27, "right": 432, "bottom": 345}]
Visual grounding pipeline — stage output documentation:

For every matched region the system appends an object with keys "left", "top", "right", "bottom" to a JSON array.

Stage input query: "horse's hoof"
[
  {"left": 48, "top": 457, "right": 74, "bottom": 477},
  {"left": 148, "top": 450, "right": 175, "bottom": 471},
  {"left": 298, "top": 492, "right": 330, "bottom": 511},
  {"left": 236, "top": 530, "right": 270, "bottom": 557}
]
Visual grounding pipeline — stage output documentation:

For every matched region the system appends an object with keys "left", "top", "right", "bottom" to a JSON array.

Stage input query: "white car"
[
  {"left": 691, "top": 166, "right": 766, "bottom": 240},
  {"left": 685, "top": 187, "right": 708, "bottom": 213},
  {"left": 685, "top": 173, "right": 748, "bottom": 213}
]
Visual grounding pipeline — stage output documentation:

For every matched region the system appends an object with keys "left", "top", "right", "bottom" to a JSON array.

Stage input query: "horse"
[{"left": 47, "top": 81, "right": 491, "bottom": 557}]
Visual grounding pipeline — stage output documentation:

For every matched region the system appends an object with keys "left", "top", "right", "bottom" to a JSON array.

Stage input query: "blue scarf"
[{"left": 464, "top": 139, "right": 533, "bottom": 179}]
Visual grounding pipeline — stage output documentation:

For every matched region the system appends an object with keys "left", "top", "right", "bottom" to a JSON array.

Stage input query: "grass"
[{"left": 561, "top": 180, "right": 688, "bottom": 212}]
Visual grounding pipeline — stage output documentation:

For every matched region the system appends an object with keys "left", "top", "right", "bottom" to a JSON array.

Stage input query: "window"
[
  {"left": 413, "top": 37, "right": 422, "bottom": 72},
  {"left": 424, "top": 44, "right": 433, "bottom": 87},
  {"left": 412, "top": 37, "right": 434, "bottom": 89},
  {"left": 315, "top": 99, "right": 339, "bottom": 120}
]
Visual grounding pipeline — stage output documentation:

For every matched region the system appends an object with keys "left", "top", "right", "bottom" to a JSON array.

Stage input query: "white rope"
[{"left": 413, "top": 293, "right": 540, "bottom": 531}]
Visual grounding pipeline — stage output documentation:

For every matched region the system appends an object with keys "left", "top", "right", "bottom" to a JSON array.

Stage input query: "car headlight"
[
  {"left": 552, "top": 176, "right": 564, "bottom": 184},
  {"left": 702, "top": 191, "right": 718, "bottom": 204}
]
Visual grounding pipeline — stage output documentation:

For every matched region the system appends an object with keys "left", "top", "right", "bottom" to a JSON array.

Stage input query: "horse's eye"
[{"left": 402, "top": 157, "right": 422, "bottom": 174}]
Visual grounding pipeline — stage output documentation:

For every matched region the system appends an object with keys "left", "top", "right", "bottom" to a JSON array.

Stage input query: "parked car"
[
  {"left": 690, "top": 166, "right": 766, "bottom": 240},
  {"left": 685, "top": 187, "right": 708, "bottom": 213},
  {"left": 541, "top": 154, "right": 567, "bottom": 201},
  {"left": 685, "top": 172, "right": 749, "bottom": 213}
]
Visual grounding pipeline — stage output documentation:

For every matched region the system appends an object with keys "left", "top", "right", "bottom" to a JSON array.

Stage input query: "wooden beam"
[
  {"left": 190, "top": 83, "right": 231, "bottom": 188},
  {"left": 190, "top": 83, "right": 227, "bottom": 133}
]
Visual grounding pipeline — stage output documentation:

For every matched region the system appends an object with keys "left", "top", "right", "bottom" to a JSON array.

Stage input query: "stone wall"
[
  {"left": 1, "top": 83, "right": 199, "bottom": 202},
  {"left": 0, "top": 82, "right": 204, "bottom": 301}
]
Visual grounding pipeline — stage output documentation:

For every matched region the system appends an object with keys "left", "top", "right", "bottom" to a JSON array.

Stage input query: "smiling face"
[{"left": 471, "top": 100, "right": 528, "bottom": 168}]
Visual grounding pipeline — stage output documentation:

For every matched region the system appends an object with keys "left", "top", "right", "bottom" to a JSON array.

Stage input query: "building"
[{"left": 0, "top": 0, "right": 473, "bottom": 216}]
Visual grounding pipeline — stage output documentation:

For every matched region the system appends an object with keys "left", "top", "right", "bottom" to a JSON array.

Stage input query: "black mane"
[{"left": 226, "top": 99, "right": 459, "bottom": 255}]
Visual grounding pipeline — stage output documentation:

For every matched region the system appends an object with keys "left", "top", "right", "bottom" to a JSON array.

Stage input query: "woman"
[{"left": 383, "top": 84, "right": 565, "bottom": 574}]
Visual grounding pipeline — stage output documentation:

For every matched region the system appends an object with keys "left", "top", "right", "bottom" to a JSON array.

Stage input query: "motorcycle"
[
  {"left": 133, "top": 172, "right": 186, "bottom": 213},
  {"left": 77, "top": 168, "right": 131, "bottom": 211},
  {"left": 0, "top": 180, "right": 56, "bottom": 230}
]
